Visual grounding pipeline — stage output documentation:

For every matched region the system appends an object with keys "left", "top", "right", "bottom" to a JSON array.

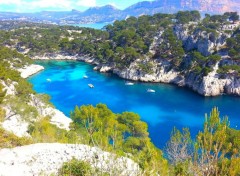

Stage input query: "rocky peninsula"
[
  {"left": 1, "top": 63, "right": 72, "bottom": 137},
  {"left": 17, "top": 64, "right": 44, "bottom": 79}
]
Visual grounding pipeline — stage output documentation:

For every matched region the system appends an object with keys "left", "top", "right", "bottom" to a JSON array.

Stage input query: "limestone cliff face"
[
  {"left": 174, "top": 24, "right": 230, "bottom": 56},
  {"left": 109, "top": 25, "right": 240, "bottom": 96},
  {"left": 184, "top": 62, "right": 240, "bottom": 96},
  {"left": 1, "top": 64, "right": 72, "bottom": 137},
  {"left": 109, "top": 59, "right": 240, "bottom": 97},
  {"left": 112, "top": 59, "right": 182, "bottom": 84}
]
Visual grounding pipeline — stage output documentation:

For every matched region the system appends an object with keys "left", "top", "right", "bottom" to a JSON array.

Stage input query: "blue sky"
[{"left": 0, "top": 0, "right": 153, "bottom": 12}]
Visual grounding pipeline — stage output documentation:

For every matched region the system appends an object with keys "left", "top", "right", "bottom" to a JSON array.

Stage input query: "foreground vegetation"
[{"left": 165, "top": 108, "right": 240, "bottom": 175}]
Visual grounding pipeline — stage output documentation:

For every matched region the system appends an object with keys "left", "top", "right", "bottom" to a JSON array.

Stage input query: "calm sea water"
[
  {"left": 71, "top": 22, "right": 110, "bottom": 29},
  {"left": 28, "top": 61, "right": 240, "bottom": 148}
]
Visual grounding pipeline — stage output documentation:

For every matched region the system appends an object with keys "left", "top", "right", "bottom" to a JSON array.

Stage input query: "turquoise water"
[
  {"left": 28, "top": 60, "right": 240, "bottom": 148},
  {"left": 71, "top": 22, "right": 110, "bottom": 29}
]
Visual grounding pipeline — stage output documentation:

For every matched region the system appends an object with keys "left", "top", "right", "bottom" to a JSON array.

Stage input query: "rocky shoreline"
[{"left": 32, "top": 53, "right": 240, "bottom": 97}]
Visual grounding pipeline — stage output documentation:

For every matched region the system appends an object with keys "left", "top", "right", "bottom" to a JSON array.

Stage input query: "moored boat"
[
  {"left": 125, "top": 82, "right": 134, "bottom": 86},
  {"left": 147, "top": 88, "right": 155, "bottom": 93},
  {"left": 88, "top": 84, "right": 94, "bottom": 88}
]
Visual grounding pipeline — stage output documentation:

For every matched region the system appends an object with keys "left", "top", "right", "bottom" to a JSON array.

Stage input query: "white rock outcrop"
[
  {"left": 114, "top": 66, "right": 180, "bottom": 83},
  {"left": 185, "top": 62, "right": 240, "bottom": 96},
  {"left": 0, "top": 143, "right": 140, "bottom": 176},
  {"left": 199, "top": 75, "right": 240, "bottom": 96},
  {"left": 1, "top": 92, "right": 72, "bottom": 137},
  {"left": 196, "top": 62, "right": 227, "bottom": 96},
  {"left": 29, "top": 94, "right": 72, "bottom": 131},
  {"left": 174, "top": 24, "right": 230, "bottom": 56},
  {"left": 0, "top": 80, "right": 17, "bottom": 95},
  {"left": 99, "top": 65, "right": 112, "bottom": 72},
  {"left": 33, "top": 53, "right": 79, "bottom": 60},
  {"left": 18, "top": 64, "right": 44, "bottom": 78},
  {"left": 42, "top": 107, "right": 72, "bottom": 130},
  {"left": 2, "top": 114, "right": 29, "bottom": 137},
  {"left": 112, "top": 59, "right": 182, "bottom": 84}
]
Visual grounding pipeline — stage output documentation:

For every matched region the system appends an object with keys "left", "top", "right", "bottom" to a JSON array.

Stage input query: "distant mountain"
[
  {"left": 83, "top": 5, "right": 120, "bottom": 16},
  {"left": 123, "top": 0, "right": 180, "bottom": 16},
  {"left": 123, "top": 0, "right": 240, "bottom": 16},
  {"left": 0, "top": 0, "right": 239, "bottom": 24},
  {"left": 63, "top": 5, "right": 122, "bottom": 24}
]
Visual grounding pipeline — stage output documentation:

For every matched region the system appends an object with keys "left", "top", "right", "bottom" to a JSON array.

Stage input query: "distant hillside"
[
  {"left": 0, "top": 0, "right": 239, "bottom": 24},
  {"left": 63, "top": 5, "right": 122, "bottom": 24},
  {"left": 123, "top": 0, "right": 240, "bottom": 16}
]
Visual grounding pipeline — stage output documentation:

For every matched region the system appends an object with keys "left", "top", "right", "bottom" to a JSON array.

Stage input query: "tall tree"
[
  {"left": 195, "top": 107, "right": 231, "bottom": 175},
  {"left": 165, "top": 127, "right": 193, "bottom": 164}
]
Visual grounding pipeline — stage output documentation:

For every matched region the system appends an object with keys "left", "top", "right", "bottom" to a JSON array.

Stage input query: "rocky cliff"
[
  {"left": 1, "top": 64, "right": 72, "bottom": 137},
  {"left": 92, "top": 23, "right": 240, "bottom": 97},
  {"left": 173, "top": 24, "right": 230, "bottom": 57}
]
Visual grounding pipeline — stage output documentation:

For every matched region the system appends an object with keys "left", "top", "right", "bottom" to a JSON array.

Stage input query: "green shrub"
[
  {"left": 28, "top": 117, "right": 73, "bottom": 143},
  {"left": 0, "top": 83, "right": 6, "bottom": 104},
  {"left": 202, "top": 67, "right": 212, "bottom": 76},
  {"left": 0, "top": 127, "right": 32, "bottom": 148},
  {"left": 0, "top": 108, "right": 5, "bottom": 122},
  {"left": 59, "top": 159, "right": 92, "bottom": 176}
]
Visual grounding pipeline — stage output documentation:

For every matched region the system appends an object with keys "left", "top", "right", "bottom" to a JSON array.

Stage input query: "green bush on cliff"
[
  {"left": 226, "top": 33, "right": 240, "bottom": 59},
  {"left": 70, "top": 104, "right": 169, "bottom": 174},
  {"left": 0, "top": 127, "right": 32, "bottom": 148},
  {"left": 28, "top": 117, "right": 79, "bottom": 144},
  {"left": 218, "top": 65, "right": 240, "bottom": 76},
  {"left": 59, "top": 159, "right": 93, "bottom": 176},
  {"left": 0, "top": 108, "right": 5, "bottom": 122},
  {"left": 154, "top": 29, "right": 185, "bottom": 67},
  {"left": 0, "top": 83, "right": 6, "bottom": 104}
]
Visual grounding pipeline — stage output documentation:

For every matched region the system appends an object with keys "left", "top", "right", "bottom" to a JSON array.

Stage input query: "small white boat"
[
  {"left": 88, "top": 84, "right": 94, "bottom": 88},
  {"left": 125, "top": 82, "right": 134, "bottom": 86},
  {"left": 46, "top": 78, "right": 51, "bottom": 82},
  {"left": 147, "top": 89, "right": 155, "bottom": 93},
  {"left": 83, "top": 75, "right": 88, "bottom": 79}
]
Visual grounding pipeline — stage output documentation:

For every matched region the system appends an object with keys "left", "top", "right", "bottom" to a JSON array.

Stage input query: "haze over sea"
[
  {"left": 28, "top": 60, "right": 240, "bottom": 148},
  {"left": 72, "top": 23, "right": 110, "bottom": 29}
]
